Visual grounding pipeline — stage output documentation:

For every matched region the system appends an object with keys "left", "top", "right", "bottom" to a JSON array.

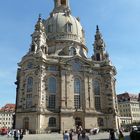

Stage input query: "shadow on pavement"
[{"left": 94, "top": 136, "right": 130, "bottom": 140}]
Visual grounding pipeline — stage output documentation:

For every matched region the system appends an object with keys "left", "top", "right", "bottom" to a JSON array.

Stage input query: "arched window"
[
  {"left": 48, "top": 77, "right": 56, "bottom": 94},
  {"left": 49, "top": 117, "right": 56, "bottom": 127},
  {"left": 65, "top": 23, "right": 72, "bottom": 32},
  {"left": 94, "top": 81, "right": 100, "bottom": 95},
  {"left": 74, "top": 78, "right": 81, "bottom": 109},
  {"left": 27, "top": 77, "right": 33, "bottom": 92}
]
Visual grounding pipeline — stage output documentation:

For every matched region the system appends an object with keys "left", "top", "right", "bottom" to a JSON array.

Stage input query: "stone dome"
[{"left": 44, "top": 12, "right": 86, "bottom": 46}]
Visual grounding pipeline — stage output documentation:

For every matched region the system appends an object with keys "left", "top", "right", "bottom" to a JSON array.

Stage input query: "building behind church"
[
  {"left": 117, "top": 92, "right": 140, "bottom": 126},
  {"left": 0, "top": 104, "right": 15, "bottom": 129},
  {"left": 15, "top": 0, "right": 119, "bottom": 133}
]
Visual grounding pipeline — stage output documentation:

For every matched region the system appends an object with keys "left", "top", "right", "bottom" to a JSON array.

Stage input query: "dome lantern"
[{"left": 53, "top": 0, "right": 71, "bottom": 14}]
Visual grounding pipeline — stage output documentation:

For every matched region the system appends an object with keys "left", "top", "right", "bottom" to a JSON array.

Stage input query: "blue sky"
[{"left": 0, "top": 0, "right": 140, "bottom": 107}]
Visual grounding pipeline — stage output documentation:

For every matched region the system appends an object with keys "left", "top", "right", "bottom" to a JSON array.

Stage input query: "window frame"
[
  {"left": 27, "top": 77, "right": 33, "bottom": 92},
  {"left": 49, "top": 117, "right": 56, "bottom": 127},
  {"left": 48, "top": 95, "right": 56, "bottom": 109},
  {"left": 48, "top": 77, "right": 57, "bottom": 94},
  {"left": 74, "top": 78, "right": 81, "bottom": 109},
  {"left": 65, "top": 22, "right": 72, "bottom": 33}
]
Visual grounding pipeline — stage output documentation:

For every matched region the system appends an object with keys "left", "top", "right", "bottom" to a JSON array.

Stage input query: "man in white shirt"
[{"left": 63, "top": 130, "right": 70, "bottom": 140}]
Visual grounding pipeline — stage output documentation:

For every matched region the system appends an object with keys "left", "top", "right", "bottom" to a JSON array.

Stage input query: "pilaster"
[{"left": 60, "top": 70, "right": 66, "bottom": 108}]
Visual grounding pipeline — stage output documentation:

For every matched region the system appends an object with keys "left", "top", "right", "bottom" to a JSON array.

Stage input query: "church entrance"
[{"left": 75, "top": 117, "right": 82, "bottom": 127}]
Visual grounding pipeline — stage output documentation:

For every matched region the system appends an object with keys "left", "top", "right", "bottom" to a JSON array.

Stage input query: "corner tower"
[{"left": 92, "top": 26, "right": 109, "bottom": 62}]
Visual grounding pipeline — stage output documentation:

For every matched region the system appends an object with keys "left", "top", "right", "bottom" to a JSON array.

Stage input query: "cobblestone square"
[{"left": 0, "top": 132, "right": 130, "bottom": 140}]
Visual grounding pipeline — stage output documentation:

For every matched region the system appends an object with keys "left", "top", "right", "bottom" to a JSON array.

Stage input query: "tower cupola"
[
  {"left": 92, "top": 26, "right": 109, "bottom": 62},
  {"left": 29, "top": 15, "right": 48, "bottom": 56}
]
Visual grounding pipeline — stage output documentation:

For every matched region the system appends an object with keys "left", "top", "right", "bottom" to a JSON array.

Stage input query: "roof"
[
  {"left": 117, "top": 92, "right": 139, "bottom": 102},
  {"left": 45, "top": 12, "right": 85, "bottom": 46},
  {"left": 0, "top": 104, "right": 15, "bottom": 112}
]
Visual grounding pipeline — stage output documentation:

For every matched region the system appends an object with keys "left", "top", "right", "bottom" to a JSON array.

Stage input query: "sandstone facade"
[{"left": 15, "top": 0, "right": 119, "bottom": 133}]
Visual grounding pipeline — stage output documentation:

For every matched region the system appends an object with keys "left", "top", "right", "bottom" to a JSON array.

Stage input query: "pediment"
[{"left": 61, "top": 56, "right": 93, "bottom": 71}]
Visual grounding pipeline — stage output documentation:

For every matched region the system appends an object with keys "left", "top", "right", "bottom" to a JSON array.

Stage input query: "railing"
[{"left": 48, "top": 33, "right": 85, "bottom": 44}]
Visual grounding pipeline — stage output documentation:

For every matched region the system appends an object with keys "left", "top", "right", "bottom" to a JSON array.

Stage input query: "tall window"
[
  {"left": 49, "top": 117, "right": 56, "bottom": 127},
  {"left": 74, "top": 78, "right": 81, "bottom": 109},
  {"left": 94, "top": 81, "right": 100, "bottom": 95},
  {"left": 74, "top": 78, "right": 80, "bottom": 94},
  {"left": 48, "top": 77, "right": 56, "bottom": 93},
  {"left": 48, "top": 77, "right": 56, "bottom": 109},
  {"left": 95, "top": 97, "right": 101, "bottom": 110},
  {"left": 65, "top": 23, "right": 72, "bottom": 32},
  {"left": 26, "top": 94, "right": 32, "bottom": 108},
  {"left": 48, "top": 95, "right": 56, "bottom": 109},
  {"left": 93, "top": 80, "right": 101, "bottom": 110},
  {"left": 27, "top": 77, "right": 33, "bottom": 92}
]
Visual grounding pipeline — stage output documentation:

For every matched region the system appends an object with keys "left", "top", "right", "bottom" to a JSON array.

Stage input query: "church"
[{"left": 15, "top": 0, "right": 119, "bottom": 133}]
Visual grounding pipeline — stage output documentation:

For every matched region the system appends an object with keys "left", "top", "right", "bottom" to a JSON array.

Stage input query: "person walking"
[
  {"left": 69, "top": 130, "right": 74, "bottom": 140},
  {"left": 78, "top": 130, "right": 89, "bottom": 140},
  {"left": 63, "top": 130, "right": 70, "bottom": 140},
  {"left": 77, "top": 130, "right": 81, "bottom": 140},
  {"left": 109, "top": 129, "right": 116, "bottom": 140},
  {"left": 14, "top": 129, "right": 20, "bottom": 140},
  {"left": 118, "top": 130, "right": 124, "bottom": 140},
  {"left": 19, "top": 129, "right": 24, "bottom": 140}
]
